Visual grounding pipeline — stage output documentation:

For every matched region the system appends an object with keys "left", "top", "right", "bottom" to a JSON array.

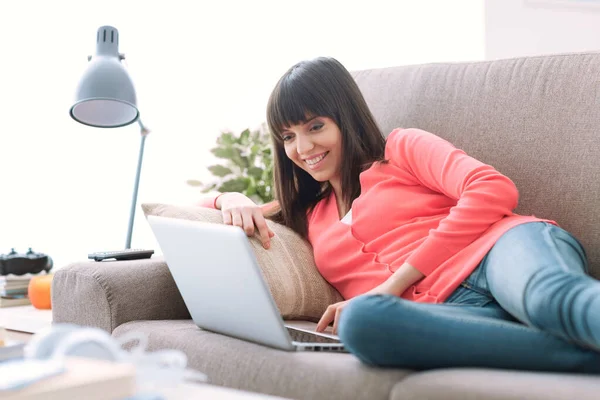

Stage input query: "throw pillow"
[{"left": 141, "top": 203, "right": 343, "bottom": 321}]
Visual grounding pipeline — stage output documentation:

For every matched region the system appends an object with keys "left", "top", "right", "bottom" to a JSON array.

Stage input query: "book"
[
  {"left": 0, "top": 275, "right": 32, "bottom": 300},
  {"left": 0, "top": 274, "right": 34, "bottom": 283},
  {"left": 0, "top": 290, "right": 29, "bottom": 298},
  {"left": 0, "top": 296, "right": 31, "bottom": 308}
]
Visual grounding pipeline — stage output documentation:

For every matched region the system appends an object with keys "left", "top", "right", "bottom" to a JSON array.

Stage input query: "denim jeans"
[{"left": 337, "top": 222, "right": 600, "bottom": 373}]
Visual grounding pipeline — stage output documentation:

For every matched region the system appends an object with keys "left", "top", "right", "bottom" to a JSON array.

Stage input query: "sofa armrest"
[{"left": 51, "top": 256, "right": 190, "bottom": 333}]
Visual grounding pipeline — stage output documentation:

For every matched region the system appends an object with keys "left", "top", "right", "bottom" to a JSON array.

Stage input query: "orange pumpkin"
[{"left": 28, "top": 274, "right": 54, "bottom": 310}]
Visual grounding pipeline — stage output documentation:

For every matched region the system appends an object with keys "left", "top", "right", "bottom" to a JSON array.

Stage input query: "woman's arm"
[
  {"left": 387, "top": 128, "right": 519, "bottom": 276},
  {"left": 197, "top": 193, "right": 280, "bottom": 215},
  {"left": 368, "top": 262, "right": 424, "bottom": 296}
]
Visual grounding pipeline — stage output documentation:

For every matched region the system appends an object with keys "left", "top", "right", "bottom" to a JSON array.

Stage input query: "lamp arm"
[{"left": 125, "top": 120, "right": 150, "bottom": 249}]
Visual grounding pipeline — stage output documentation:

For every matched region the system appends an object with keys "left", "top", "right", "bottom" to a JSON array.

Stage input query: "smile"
[{"left": 304, "top": 152, "right": 329, "bottom": 168}]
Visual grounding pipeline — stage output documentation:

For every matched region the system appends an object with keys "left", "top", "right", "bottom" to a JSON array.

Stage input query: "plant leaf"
[
  {"left": 208, "top": 165, "right": 233, "bottom": 177},
  {"left": 211, "top": 147, "right": 236, "bottom": 159},
  {"left": 247, "top": 166, "right": 263, "bottom": 179},
  {"left": 186, "top": 179, "right": 203, "bottom": 187},
  {"left": 217, "top": 132, "right": 235, "bottom": 146},
  {"left": 218, "top": 177, "right": 250, "bottom": 193},
  {"left": 245, "top": 183, "right": 257, "bottom": 197},
  {"left": 240, "top": 129, "right": 250, "bottom": 144},
  {"left": 233, "top": 147, "right": 250, "bottom": 169}
]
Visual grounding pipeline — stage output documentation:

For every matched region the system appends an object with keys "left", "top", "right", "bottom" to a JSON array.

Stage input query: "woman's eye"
[
  {"left": 282, "top": 135, "right": 292, "bottom": 142},
  {"left": 310, "top": 124, "right": 324, "bottom": 132}
]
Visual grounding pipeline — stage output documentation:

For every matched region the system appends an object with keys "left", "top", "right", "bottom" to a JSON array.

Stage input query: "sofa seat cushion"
[
  {"left": 112, "top": 319, "right": 411, "bottom": 400},
  {"left": 390, "top": 368, "right": 600, "bottom": 400}
]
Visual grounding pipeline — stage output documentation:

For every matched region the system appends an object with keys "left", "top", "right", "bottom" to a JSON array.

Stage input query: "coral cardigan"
[{"left": 201, "top": 128, "right": 555, "bottom": 303}]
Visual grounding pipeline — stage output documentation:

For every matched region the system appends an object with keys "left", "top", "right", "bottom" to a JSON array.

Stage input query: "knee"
[
  {"left": 338, "top": 295, "right": 378, "bottom": 341},
  {"left": 338, "top": 294, "right": 400, "bottom": 364},
  {"left": 524, "top": 270, "right": 590, "bottom": 328}
]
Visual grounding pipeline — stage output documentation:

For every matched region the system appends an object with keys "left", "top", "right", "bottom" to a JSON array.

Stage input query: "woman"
[{"left": 204, "top": 57, "right": 600, "bottom": 373}]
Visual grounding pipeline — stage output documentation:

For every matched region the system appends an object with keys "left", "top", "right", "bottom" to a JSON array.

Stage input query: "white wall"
[
  {"left": 485, "top": 0, "right": 600, "bottom": 59},
  {"left": 0, "top": 0, "right": 484, "bottom": 269}
]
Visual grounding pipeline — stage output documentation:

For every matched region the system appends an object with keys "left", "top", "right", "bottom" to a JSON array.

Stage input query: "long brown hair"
[{"left": 266, "top": 57, "right": 386, "bottom": 239}]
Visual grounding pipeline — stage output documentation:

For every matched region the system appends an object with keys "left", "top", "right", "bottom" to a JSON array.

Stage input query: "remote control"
[{"left": 88, "top": 249, "right": 154, "bottom": 262}]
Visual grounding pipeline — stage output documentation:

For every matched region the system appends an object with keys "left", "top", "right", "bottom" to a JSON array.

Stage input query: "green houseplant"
[{"left": 187, "top": 124, "right": 274, "bottom": 204}]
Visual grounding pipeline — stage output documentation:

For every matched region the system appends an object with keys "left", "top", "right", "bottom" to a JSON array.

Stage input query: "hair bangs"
[{"left": 267, "top": 74, "right": 333, "bottom": 143}]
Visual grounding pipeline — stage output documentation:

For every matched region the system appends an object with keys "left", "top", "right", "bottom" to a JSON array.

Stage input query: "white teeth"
[{"left": 305, "top": 153, "right": 327, "bottom": 165}]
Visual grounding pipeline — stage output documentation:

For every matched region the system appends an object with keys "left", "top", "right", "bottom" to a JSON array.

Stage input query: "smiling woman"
[{"left": 266, "top": 57, "right": 388, "bottom": 235}]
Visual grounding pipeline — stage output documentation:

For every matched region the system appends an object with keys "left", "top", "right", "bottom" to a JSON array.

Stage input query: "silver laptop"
[{"left": 147, "top": 215, "right": 345, "bottom": 352}]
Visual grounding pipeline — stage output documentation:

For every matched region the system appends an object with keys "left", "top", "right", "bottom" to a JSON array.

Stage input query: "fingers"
[
  {"left": 227, "top": 208, "right": 254, "bottom": 235},
  {"left": 231, "top": 210, "right": 243, "bottom": 230},
  {"left": 222, "top": 210, "right": 232, "bottom": 226},
  {"left": 317, "top": 301, "right": 349, "bottom": 334},
  {"left": 316, "top": 304, "right": 337, "bottom": 332},
  {"left": 253, "top": 210, "right": 272, "bottom": 249},
  {"left": 222, "top": 206, "right": 276, "bottom": 250},
  {"left": 241, "top": 211, "right": 255, "bottom": 236},
  {"left": 332, "top": 306, "right": 344, "bottom": 335}
]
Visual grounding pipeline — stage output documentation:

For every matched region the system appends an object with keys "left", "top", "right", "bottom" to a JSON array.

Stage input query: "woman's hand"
[
  {"left": 315, "top": 271, "right": 416, "bottom": 335},
  {"left": 217, "top": 192, "right": 275, "bottom": 249},
  {"left": 315, "top": 283, "right": 400, "bottom": 335},
  {"left": 315, "top": 300, "right": 350, "bottom": 335}
]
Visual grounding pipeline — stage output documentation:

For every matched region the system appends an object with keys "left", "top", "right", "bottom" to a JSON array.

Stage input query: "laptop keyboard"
[{"left": 286, "top": 327, "right": 341, "bottom": 344}]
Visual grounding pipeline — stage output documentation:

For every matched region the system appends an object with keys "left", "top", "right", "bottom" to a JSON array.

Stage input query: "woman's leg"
[
  {"left": 483, "top": 221, "right": 600, "bottom": 350},
  {"left": 338, "top": 293, "right": 600, "bottom": 373}
]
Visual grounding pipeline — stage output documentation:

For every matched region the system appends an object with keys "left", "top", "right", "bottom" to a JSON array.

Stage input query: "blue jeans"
[{"left": 337, "top": 222, "right": 600, "bottom": 373}]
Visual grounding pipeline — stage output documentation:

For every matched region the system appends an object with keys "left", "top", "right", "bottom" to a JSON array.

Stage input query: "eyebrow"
[
  {"left": 302, "top": 116, "right": 319, "bottom": 126},
  {"left": 281, "top": 116, "right": 320, "bottom": 135}
]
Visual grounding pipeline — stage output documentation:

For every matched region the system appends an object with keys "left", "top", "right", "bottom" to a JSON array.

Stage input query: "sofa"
[{"left": 52, "top": 51, "right": 600, "bottom": 400}]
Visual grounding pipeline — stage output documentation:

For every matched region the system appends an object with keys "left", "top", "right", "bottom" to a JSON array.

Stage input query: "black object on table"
[{"left": 0, "top": 248, "right": 53, "bottom": 276}]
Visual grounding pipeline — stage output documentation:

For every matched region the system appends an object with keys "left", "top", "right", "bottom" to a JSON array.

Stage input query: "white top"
[{"left": 340, "top": 209, "right": 352, "bottom": 225}]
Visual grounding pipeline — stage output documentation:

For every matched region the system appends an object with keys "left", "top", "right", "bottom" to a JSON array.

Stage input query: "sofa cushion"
[
  {"left": 390, "top": 368, "right": 600, "bottom": 400},
  {"left": 113, "top": 319, "right": 411, "bottom": 400},
  {"left": 141, "top": 203, "right": 343, "bottom": 321}
]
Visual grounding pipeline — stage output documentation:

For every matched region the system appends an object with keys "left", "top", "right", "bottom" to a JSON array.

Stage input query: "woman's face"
[{"left": 281, "top": 116, "right": 342, "bottom": 184}]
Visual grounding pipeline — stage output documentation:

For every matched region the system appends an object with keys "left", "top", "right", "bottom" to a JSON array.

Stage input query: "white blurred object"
[{"left": 24, "top": 323, "right": 208, "bottom": 391}]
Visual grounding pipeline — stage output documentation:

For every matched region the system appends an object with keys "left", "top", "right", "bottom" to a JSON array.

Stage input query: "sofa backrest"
[{"left": 353, "top": 52, "right": 600, "bottom": 278}]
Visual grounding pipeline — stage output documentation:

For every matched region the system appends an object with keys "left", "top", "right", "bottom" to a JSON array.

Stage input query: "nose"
[{"left": 296, "top": 133, "right": 314, "bottom": 156}]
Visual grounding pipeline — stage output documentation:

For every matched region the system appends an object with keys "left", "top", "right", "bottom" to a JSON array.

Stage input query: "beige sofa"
[{"left": 53, "top": 51, "right": 600, "bottom": 399}]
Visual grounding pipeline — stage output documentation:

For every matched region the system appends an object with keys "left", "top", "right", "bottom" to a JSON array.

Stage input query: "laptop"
[{"left": 146, "top": 215, "right": 346, "bottom": 352}]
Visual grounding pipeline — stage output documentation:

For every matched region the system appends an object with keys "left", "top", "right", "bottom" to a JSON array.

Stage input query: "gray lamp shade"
[{"left": 70, "top": 26, "right": 139, "bottom": 128}]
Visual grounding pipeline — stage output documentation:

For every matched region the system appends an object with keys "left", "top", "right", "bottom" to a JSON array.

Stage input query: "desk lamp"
[{"left": 70, "top": 25, "right": 152, "bottom": 256}]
